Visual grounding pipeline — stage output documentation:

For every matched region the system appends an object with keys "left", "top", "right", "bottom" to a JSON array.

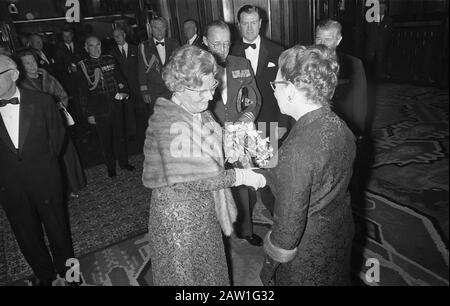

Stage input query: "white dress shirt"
[
  {"left": 0, "top": 87, "right": 21, "bottom": 149},
  {"left": 120, "top": 42, "right": 129, "bottom": 58},
  {"left": 188, "top": 34, "right": 198, "bottom": 46},
  {"left": 39, "top": 50, "right": 50, "bottom": 64},
  {"left": 154, "top": 38, "right": 166, "bottom": 65},
  {"left": 219, "top": 68, "right": 228, "bottom": 105},
  {"left": 243, "top": 35, "right": 261, "bottom": 74}
]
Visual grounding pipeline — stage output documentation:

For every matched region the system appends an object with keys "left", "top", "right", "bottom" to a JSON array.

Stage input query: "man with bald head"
[
  {"left": 0, "top": 55, "right": 76, "bottom": 286},
  {"left": 79, "top": 36, "right": 135, "bottom": 178}
]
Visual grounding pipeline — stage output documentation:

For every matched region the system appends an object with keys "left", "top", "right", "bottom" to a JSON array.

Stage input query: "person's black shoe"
[
  {"left": 120, "top": 164, "right": 136, "bottom": 171},
  {"left": 108, "top": 170, "right": 117, "bottom": 178},
  {"left": 242, "top": 234, "right": 263, "bottom": 246}
]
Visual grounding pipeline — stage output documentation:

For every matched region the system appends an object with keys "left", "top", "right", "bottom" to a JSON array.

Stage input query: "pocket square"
[{"left": 267, "top": 62, "right": 276, "bottom": 68}]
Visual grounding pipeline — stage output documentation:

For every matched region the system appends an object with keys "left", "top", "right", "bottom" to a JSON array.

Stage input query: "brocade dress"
[
  {"left": 148, "top": 170, "right": 236, "bottom": 286},
  {"left": 263, "top": 106, "right": 356, "bottom": 285}
]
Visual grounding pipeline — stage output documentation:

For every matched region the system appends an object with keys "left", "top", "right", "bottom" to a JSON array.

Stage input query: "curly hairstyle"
[
  {"left": 162, "top": 45, "right": 218, "bottom": 92},
  {"left": 278, "top": 44, "right": 339, "bottom": 107}
]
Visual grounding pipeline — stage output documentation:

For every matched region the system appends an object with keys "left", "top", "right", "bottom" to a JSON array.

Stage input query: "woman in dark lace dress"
[
  {"left": 142, "top": 45, "right": 266, "bottom": 286},
  {"left": 260, "top": 45, "right": 356, "bottom": 286}
]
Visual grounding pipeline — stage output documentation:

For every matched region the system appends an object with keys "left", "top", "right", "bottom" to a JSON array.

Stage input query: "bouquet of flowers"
[{"left": 224, "top": 122, "right": 274, "bottom": 168}]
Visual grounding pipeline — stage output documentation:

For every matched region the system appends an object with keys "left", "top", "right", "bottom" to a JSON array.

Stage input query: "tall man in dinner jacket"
[
  {"left": 138, "top": 17, "right": 180, "bottom": 115},
  {"left": 0, "top": 55, "right": 75, "bottom": 286},
  {"left": 204, "top": 20, "right": 263, "bottom": 246},
  {"left": 231, "top": 5, "right": 288, "bottom": 216}
]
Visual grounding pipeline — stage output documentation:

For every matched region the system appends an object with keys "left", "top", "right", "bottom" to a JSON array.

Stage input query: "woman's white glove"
[{"left": 233, "top": 168, "right": 266, "bottom": 190}]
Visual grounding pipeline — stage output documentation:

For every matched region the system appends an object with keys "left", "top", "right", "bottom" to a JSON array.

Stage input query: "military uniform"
[
  {"left": 79, "top": 55, "right": 131, "bottom": 175},
  {"left": 210, "top": 55, "right": 262, "bottom": 241},
  {"left": 138, "top": 38, "right": 180, "bottom": 114}
]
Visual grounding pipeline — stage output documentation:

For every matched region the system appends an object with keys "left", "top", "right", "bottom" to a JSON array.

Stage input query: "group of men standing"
[{"left": 0, "top": 3, "right": 370, "bottom": 285}]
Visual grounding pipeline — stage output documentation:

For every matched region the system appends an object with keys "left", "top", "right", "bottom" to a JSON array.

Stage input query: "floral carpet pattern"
[{"left": 0, "top": 83, "right": 448, "bottom": 286}]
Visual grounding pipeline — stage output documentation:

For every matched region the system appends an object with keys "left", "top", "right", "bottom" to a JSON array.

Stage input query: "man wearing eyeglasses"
[
  {"left": 0, "top": 55, "right": 76, "bottom": 286},
  {"left": 203, "top": 20, "right": 263, "bottom": 246},
  {"left": 138, "top": 17, "right": 180, "bottom": 115}
]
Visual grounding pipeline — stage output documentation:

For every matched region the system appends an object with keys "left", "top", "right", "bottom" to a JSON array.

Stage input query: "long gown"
[
  {"left": 263, "top": 106, "right": 356, "bottom": 285},
  {"left": 148, "top": 170, "right": 236, "bottom": 286}
]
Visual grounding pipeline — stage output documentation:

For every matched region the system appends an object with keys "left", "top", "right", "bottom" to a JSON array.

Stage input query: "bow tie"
[
  {"left": 155, "top": 41, "right": 165, "bottom": 46},
  {"left": 0, "top": 97, "right": 19, "bottom": 107},
  {"left": 243, "top": 42, "right": 256, "bottom": 50}
]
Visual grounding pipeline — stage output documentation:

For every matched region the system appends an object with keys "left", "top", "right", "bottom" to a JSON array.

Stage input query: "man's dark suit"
[
  {"left": 365, "top": 15, "right": 393, "bottom": 78},
  {"left": 109, "top": 43, "right": 142, "bottom": 138},
  {"left": 31, "top": 46, "right": 57, "bottom": 77},
  {"left": 231, "top": 38, "right": 290, "bottom": 143},
  {"left": 55, "top": 41, "right": 87, "bottom": 133},
  {"left": 333, "top": 52, "right": 368, "bottom": 137},
  {"left": 0, "top": 88, "right": 74, "bottom": 283},
  {"left": 210, "top": 55, "right": 261, "bottom": 239},
  {"left": 186, "top": 35, "right": 206, "bottom": 49},
  {"left": 138, "top": 38, "right": 180, "bottom": 112}
]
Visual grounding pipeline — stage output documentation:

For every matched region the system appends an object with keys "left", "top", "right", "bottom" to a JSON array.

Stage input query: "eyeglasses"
[
  {"left": 206, "top": 39, "right": 231, "bottom": 50},
  {"left": 270, "top": 80, "right": 291, "bottom": 91},
  {"left": 185, "top": 79, "right": 219, "bottom": 95},
  {"left": 0, "top": 68, "right": 13, "bottom": 76}
]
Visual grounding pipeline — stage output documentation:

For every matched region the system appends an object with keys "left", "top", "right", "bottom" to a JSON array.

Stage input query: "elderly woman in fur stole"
[
  {"left": 142, "top": 45, "right": 266, "bottom": 286},
  {"left": 17, "top": 49, "right": 86, "bottom": 198}
]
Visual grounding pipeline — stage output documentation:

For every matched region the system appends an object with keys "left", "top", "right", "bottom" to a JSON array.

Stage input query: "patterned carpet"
[{"left": 0, "top": 83, "right": 448, "bottom": 286}]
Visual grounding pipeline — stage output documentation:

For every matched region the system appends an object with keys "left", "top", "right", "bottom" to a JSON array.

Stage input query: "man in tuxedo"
[
  {"left": 231, "top": 5, "right": 290, "bottom": 216},
  {"left": 365, "top": 1, "right": 392, "bottom": 79},
  {"left": 29, "top": 33, "right": 57, "bottom": 76},
  {"left": 138, "top": 17, "right": 180, "bottom": 114},
  {"left": 110, "top": 28, "right": 144, "bottom": 148},
  {"left": 55, "top": 28, "right": 88, "bottom": 137},
  {"left": 231, "top": 5, "right": 290, "bottom": 145},
  {"left": 79, "top": 36, "right": 135, "bottom": 178},
  {"left": 183, "top": 19, "right": 205, "bottom": 49},
  {"left": 204, "top": 20, "right": 263, "bottom": 246},
  {"left": 0, "top": 55, "right": 75, "bottom": 286}
]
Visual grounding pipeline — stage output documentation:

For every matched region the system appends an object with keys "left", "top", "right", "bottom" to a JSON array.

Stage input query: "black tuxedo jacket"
[
  {"left": 0, "top": 88, "right": 65, "bottom": 202},
  {"left": 231, "top": 38, "right": 291, "bottom": 132},
  {"left": 138, "top": 37, "right": 180, "bottom": 101},
  {"left": 109, "top": 43, "right": 140, "bottom": 95}
]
